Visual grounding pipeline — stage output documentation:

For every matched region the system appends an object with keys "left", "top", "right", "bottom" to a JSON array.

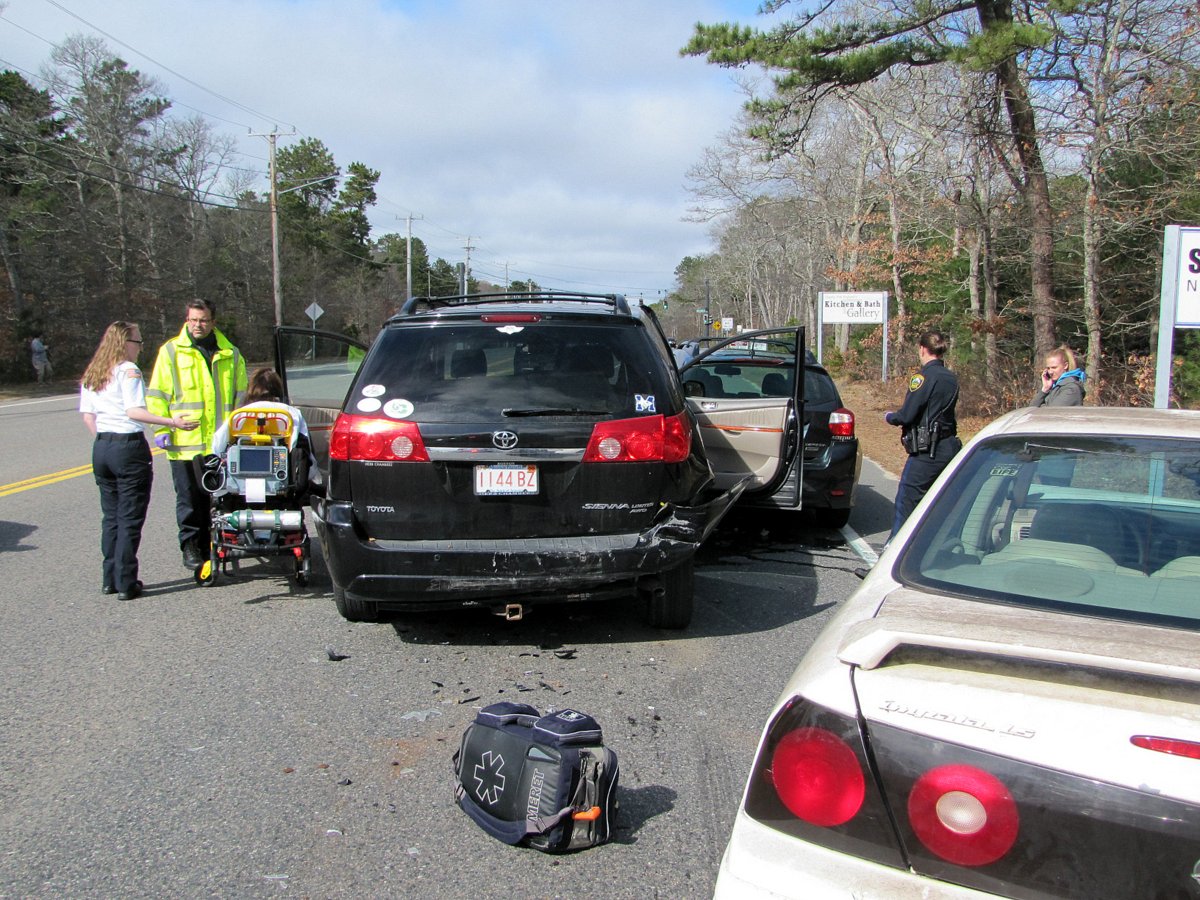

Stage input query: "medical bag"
[{"left": 453, "top": 702, "right": 619, "bottom": 852}]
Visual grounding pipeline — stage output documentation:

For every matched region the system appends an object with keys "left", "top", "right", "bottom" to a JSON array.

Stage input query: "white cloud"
[{"left": 0, "top": 0, "right": 767, "bottom": 295}]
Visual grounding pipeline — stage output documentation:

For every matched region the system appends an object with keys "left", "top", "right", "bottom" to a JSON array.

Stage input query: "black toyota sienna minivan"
[{"left": 308, "top": 292, "right": 742, "bottom": 628}]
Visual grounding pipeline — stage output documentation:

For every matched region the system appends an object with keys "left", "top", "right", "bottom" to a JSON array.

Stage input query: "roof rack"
[{"left": 395, "top": 291, "right": 631, "bottom": 319}]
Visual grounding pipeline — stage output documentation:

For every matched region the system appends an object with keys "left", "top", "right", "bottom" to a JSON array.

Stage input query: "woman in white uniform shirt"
[{"left": 80, "top": 322, "right": 197, "bottom": 601}]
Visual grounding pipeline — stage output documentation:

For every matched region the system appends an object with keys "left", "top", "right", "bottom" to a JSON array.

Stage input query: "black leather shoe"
[
  {"left": 182, "top": 541, "right": 204, "bottom": 569},
  {"left": 117, "top": 581, "right": 143, "bottom": 601},
  {"left": 102, "top": 584, "right": 116, "bottom": 595}
]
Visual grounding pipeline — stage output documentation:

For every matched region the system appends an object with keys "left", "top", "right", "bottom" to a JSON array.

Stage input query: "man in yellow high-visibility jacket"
[{"left": 147, "top": 299, "right": 247, "bottom": 569}]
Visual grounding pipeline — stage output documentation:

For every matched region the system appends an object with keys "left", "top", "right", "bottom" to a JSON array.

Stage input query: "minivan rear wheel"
[
  {"left": 644, "top": 559, "right": 694, "bottom": 629},
  {"left": 333, "top": 583, "right": 379, "bottom": 622}
]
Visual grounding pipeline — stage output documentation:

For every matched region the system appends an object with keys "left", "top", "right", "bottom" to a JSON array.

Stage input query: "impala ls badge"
[{"left": 492, "top": 430, "right": 518, "bottom": 450}]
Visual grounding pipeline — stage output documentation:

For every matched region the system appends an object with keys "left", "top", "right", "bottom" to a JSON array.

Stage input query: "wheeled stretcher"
[{"left": 195, "top": 404, "right": 312, "bottom": 586}]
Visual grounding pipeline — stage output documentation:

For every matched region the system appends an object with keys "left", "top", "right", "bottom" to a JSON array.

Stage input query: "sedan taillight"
[
  {"left": 329, "top": 413, "right": 429, "bottom": 462},
  {"left": 907, "top": 764, "right": 1019, "bottom": 866},
  {"left": 829, "top": 408, "right": 855, "bottom": 439},
  {"left": 771, "top": 726, "right": 865, "bottom": 826},
  {"left": 744, "top": 699, "right": 907, "bottom": 871},
  {"left": 583, "top": 412, "right": 692, "bottom": 463}
]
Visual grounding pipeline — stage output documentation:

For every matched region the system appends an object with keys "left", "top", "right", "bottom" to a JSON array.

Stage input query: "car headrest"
[{"left": 450, "top": 348, "right": 487, "bottom": 379}]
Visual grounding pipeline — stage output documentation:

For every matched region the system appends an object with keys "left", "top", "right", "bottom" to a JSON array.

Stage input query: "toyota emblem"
[{"left": 492, "top": 430, "right": 519, "bottom": 450}]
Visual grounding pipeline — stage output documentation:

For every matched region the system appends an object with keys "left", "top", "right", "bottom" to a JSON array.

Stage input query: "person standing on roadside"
[
  {"left": 884, "top": 330, "right": 961, "bottom": 539},
  {"left": 80, "top": 322, "right": 199, "bottom": 600},
  {"left": 147, "top": 299, "right": 247, "bottom": 569},
  {"left": 30, "top": 331, "right": 52, "bottom": 383},
  {"left": 1030, "top": 346, "right": 1086, "bottom": 407}
]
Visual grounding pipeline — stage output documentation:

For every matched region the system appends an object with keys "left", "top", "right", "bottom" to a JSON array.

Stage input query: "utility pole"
[
  {"left": 404, "top": 212, "right": 423, "bottom": 300},
  {"left": 704, "top": 277, "right": 712, "bottom": 338},
  {"left": 250, "top": 128, "right": 286, "bottom": 327},
  {"left": 251, "top": 127, "right": 331, "bottom": 327},
  {"left": 249, "top": 130, "right": 291, "bottom": 331},
  {"left": 463, "top": 236, "right": 475, "bottom": 291}
]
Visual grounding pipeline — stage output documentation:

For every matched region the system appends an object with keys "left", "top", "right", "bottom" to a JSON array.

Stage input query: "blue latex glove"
[{"left": 154, "top": 432, "right": 170, "bottom": 450}]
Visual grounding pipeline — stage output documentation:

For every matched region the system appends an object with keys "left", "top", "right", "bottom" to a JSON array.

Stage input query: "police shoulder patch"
[{"left": 908, "top": 374, "right": 925, "bottom": 392}]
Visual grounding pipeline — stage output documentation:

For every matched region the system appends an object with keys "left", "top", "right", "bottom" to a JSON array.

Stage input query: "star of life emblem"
[{"left": 473, "top": 750, "right": 506, "bottom": 805}]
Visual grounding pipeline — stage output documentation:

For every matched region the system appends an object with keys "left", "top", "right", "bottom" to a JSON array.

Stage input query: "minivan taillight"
[
  {"left": 830, "top": 408, "right": 855, "bottom": 439},
  {"left": 583, "top": 412, "right": 692, "bottom": 463},
  {"left": 329, "top": 414, "right": 429, "bottom": 462}
]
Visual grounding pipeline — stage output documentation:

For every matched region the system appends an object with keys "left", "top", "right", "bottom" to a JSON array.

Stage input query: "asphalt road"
[{"left": 0, "top": 393, "right": 896, "bottom": 899}]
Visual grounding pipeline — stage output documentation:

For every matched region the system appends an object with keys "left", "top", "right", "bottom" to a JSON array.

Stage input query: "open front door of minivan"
[
  {"left": 274, "top": 326, "right": 367, "bottom": 468},
  {"left": 680, "top": 327, "right": 805, "bottom": 505}
]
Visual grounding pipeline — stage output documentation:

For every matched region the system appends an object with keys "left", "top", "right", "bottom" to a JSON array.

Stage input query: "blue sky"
[{"left": 0, "top": 0, "right": 776, "bottom": 302}]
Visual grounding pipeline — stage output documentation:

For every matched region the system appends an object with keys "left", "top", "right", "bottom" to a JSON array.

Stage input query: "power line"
[
  {"left": 5, "top": 122, "right": 258, "bottom": 206},
  {"left": 41, "top": 0, "right": 295, "bottom": 130},
  {"left": 4, "top": 14, "right": 680, "bottom": 296},
  {"left": 5, "top": 141, "right": 262, "bottom": 211}
]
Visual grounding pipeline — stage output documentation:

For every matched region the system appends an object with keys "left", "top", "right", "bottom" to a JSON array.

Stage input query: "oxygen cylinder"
[{"left": 217, "top": 510, "right": 304, "bottom": 533}]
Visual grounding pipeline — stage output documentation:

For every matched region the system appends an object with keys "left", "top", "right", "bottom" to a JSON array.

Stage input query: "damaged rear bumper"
[{"left": 312, "top": 480, "right": 745, "bottom": 611}]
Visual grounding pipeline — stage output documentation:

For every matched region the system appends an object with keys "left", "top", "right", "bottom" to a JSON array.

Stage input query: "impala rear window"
[{"left": 897, "top": 435, "right": 1200, "bottom": 630}]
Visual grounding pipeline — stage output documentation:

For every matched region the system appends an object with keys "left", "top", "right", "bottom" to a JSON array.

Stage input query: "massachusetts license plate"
[{"left": 474, "top": 464, "right": 539, "bottom": 496}]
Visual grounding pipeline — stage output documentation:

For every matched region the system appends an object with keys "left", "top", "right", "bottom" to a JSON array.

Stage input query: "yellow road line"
[{"left": 0, "top": 448, "right": 166, "bottom": 498}]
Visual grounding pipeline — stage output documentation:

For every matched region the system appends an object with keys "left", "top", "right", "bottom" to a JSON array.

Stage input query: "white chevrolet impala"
[{"left": 715, "top": 406, "right": 1200, "bottom": 899}]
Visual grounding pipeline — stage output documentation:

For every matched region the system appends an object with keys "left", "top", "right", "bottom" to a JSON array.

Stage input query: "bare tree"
[{"left": 41, "top": 35, "right": 171, "bottom": 299}]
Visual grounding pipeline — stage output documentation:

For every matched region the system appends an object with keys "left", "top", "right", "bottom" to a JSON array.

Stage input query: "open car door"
[
  {"left": 680, "top": 327, "right": 805, "bottom": 506},
  {"left": 274, "top": 326, "right": 367, "bottom": 468}
]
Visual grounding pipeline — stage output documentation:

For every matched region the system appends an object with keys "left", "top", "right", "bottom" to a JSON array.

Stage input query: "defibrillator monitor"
[{"left": 227, "top": 444, "right": 288, "bottom": 482}]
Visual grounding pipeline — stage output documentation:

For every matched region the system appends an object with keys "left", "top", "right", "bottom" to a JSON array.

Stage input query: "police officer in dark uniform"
[{"left": 885, "top": 330, "right": 961, "bottom": 539}]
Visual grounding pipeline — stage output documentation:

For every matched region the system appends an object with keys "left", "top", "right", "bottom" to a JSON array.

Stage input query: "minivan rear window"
[{"left": 353, "top": 322, "right": 675, "bottom": 421}]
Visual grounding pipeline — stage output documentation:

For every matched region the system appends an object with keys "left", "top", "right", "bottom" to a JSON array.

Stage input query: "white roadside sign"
[
  {"left": 820, "top": 291, "right": 886, "bottom": 324},
  {"left": 818, "top": 291, "right": 890, "bottom": 381},
  {"left": 1155, "top": 224, "right": 1200, "bottom": 407},
  {"left": 1174, "top": 228, "right": 1200, "bottom": 327}
]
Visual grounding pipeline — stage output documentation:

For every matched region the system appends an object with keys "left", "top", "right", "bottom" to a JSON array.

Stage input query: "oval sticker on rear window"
[
  {"left": 356, "top": 397, "right": 382, "bottom": 413},
  {"left": 384, "top": 399, "right": 414, "bottom": 419},
  {"left": 361, "top": 383, "right": 386, "bottom": 397}
]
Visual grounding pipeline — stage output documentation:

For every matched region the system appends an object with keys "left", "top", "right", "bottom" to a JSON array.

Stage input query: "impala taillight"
[
  {"left": 745, "top": 698, "right": 906, "bottom": 870},
  {"left": 329, "top": 414, "right": 429, "bottom": 462},
  {"left": 770, "top": 726, "right": 865, "bottom": 826},
  {"left": 907, "top": 764, "right": 1019, "bottom": 866}
]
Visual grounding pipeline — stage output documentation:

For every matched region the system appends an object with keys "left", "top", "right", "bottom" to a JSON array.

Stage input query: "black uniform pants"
[
  {"left": 92, "top": 432, "right": 153, "bottom": 593},
  {"left": 891, "top": 435, "right": 962, "bottom": 539},
  {"left": 170, "top": 456, "right": 211, "bottom": 550}
]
